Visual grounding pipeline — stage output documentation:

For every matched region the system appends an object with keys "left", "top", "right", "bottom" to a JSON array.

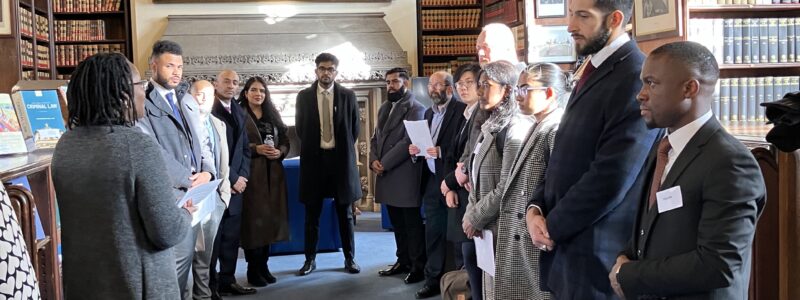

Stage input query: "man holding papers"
[
  {"left": 370, "top": 68, "right": 427, "bottom": 282},
  {"left": 408, "top": 71, "right": 466, "bottom": 299}
]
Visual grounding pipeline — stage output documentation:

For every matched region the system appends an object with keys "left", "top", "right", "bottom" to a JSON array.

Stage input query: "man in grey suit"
[
  {"left": 189, "top": 80, "right": 231, "bottom": 300},
  {"left": 137, "top": 40, "right": 215, "bottom": 299},
  {"left": 610, "top": 41, "right": 766, "bottom": 299},
  {"left": 370, "top": 68, "right": 426, "bottom": 282}
]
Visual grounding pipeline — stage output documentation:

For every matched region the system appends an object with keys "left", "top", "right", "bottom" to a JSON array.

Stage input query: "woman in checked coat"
[{"left": 494, "top": 63, "right": 571, "bottom": 299}]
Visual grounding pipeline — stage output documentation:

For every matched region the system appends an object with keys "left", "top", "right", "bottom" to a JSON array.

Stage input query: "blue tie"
[{"left": 166, "top": 92, "right": 184, "bottom": 126}]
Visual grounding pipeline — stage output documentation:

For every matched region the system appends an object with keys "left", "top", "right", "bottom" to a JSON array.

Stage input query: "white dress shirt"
[
  {"left": 589, "top": 33, "right": 631, "bottom": 69},
  {"left": 317, "top": 83, "right": 336, "bottom": 149},
  {"left": 661, "top": 110, "right": 714, "bottom": 183},
  {"left": 150, "top": 79, "right": 176, "bottom": 109}
]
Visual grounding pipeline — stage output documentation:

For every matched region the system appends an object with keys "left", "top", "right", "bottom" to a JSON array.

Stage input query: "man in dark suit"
[
  {"left": 609, "top": 41, "right": 766, "bottom": 300},
  {"left": 371, "top": 68, "right": 427, "bottom": 282},
  {"left": 137, "top": 40, "right": 215, "bottom": 299},
  {"left": 209, "top": 69, "right": 255, "bottom": 297},
  {"left": 295, "top": 53, "right": 362, "bottom": 276},
  {"left": 525, "top": 0, "right": 660, "bottom": 298},
  {"left": 409, "top": 71, "right": 466, "bottom": 299}
]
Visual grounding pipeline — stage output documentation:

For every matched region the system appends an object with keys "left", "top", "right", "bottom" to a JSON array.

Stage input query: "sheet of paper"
[
  {"left": 657, "top": 185, "right": 683, "bottom": 213},
  {"left": 403, "top": 120, "right": 434, "bottom": 157},
  {"left": 474, "top": 229, "right": 495, "bottom": 277},
  {"left": 177, "top": 179, "right": 221, "bottom": 226}
]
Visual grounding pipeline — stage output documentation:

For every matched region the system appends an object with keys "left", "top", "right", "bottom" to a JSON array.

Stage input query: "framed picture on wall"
[
  {"left": 527, "top": 25, "right": 575, "bottom": 63},
  {"left": 0, "top": 0, "right": 12, "bottom": 36},
  {"left": 633, "top": 0, "right": 682, "bottom": 41},
  {"left": 535, "top": 0, "right": 566, "bottom": 18}
]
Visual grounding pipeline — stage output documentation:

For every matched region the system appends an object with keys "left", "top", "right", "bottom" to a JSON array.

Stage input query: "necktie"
[
  {"left": 225, "top": 105, "right": 231, "bottom": 114},
  {"left": 648, "top": 138, "right": 673, "bottom": 209},
  {"left": 574, "top": 60, "right": 596, "bottom": 93},
  {"left": 322, "top": 91, "right": 333, "bottom": 143},
  {"left": 165, "top": 92, "right": 184, "bottom": 126}
]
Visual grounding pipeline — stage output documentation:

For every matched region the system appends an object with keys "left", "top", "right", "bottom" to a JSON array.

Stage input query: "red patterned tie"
[
  {"left": 574, "top": 61, "right": 596, "bottom": 93},
  {"left": 648, "top": 138, "right": 672, "bottom": 209}
]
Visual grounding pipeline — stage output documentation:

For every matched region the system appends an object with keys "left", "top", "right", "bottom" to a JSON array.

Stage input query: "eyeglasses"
[
  {"left": 317, "top": 66, "right": 338, "bottom": 74},
  {"left": 516, "top": 85, "right": 548, "bottom": 97},
  {"left": 133, "top": 80, "right": 149, "bottom": 90},
  {"left": 427, "top": 82, "right": 450, "bottom": 89},
  {"left": 455, "top": 80, "right": 476, "bottom": 89}
]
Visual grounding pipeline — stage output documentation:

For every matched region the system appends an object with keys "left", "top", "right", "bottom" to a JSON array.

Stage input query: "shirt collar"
[
  {"left": 149, "top": 79, "right": 175, "bottom": 101},
  {"left": 590, "top": 33, "right": 630, "bottom": 68},
  {"left": 432, "top": 99, "right": 450, "bottom": 114},
  {"left": 317, "top": 83, "right": 335, "bottom": 95},
  {"left": 464, "top": 102, "right": 478, "bottom": 119},
  {"left": 665, "top": 110, "right": 714, "bottom": 157}
]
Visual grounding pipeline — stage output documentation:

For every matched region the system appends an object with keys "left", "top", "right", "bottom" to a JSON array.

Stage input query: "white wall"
[{"left": 131, "top": 0, "right": 418, "bottom": 74}]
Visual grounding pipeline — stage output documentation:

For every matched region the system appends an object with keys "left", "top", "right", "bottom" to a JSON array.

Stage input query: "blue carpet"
[{"left": 227, "top": 212, "right": 426, "bottom": 300}]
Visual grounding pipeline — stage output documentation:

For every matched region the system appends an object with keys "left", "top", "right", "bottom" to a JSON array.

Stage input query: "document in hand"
[
  {"left": 177, "top": 179, "right": 222, "bottom": 226},
  {"left": 474, "top": 229, "right": 495, "bottom": 277},
  {"left": 403, "top": 120, "right": 434, "bottom": 157}
]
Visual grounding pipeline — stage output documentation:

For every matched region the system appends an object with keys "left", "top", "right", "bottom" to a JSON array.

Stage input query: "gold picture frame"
[
  {"left": 633, "top": 0, "right": 682, "bottom": 41},
  {"left": 0, "top": 0, "right": 12, "bottom": 36}
]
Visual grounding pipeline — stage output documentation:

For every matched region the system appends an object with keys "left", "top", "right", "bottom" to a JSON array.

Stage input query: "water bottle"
[{"left": 264, "top": 134, "right": 274, "bottom": 147}]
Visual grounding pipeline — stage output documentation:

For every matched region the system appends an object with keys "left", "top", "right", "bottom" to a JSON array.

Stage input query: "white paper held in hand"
[
  {"left": 403, "top": 120, "right": 434, "bottom": 157},
  {"left": 177, "top": 179, "right": 222, "bottom": 226},
  {"left": 474, "top": 229, "right": 495, "bottom": 277}
]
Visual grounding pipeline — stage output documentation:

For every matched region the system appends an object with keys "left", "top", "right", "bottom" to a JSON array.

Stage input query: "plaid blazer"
[{"left": 494, "top": 109, "right": 563, "bottom": 300}]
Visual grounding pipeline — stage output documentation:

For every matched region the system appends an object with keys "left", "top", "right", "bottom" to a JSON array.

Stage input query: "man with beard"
[
  {"left": 409, "top": 71, "right": 466, "bottom": 299},
  {"left": 209, "top": 69, "right": 255, "bottom": 297},
  {"left": 295, "top": 53, "right": 362, "bottom": 276},
  {"left": 137, "top": 40, "right": 215, "bottom": 298},
  {"left": 189, "top": 80, "right": 231, "bottom": 300},
  {"left": 525, "top": 0, "right": 660, "bottom": 298},
  {"left": 370, "top": 67, "right": 427, "bottom": 283}
]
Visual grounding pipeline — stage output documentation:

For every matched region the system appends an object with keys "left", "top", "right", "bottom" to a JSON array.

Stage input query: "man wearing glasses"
[
  {"left": 408, "top": 71, "right": 466, "bottom": 298},
  {"left": 295, "top": 52, "right": 362, "bottom": 276}
]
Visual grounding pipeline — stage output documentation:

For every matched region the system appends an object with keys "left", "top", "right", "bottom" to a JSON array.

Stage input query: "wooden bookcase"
[
  {"left": 0, "top": 0, "right": 132, "bottom": 92},
  {"left": 482, "top": 0, "right": 528, "bottom": 62},
  {"left": 416, "top": 0, "right": 485, "bottom": 76}
]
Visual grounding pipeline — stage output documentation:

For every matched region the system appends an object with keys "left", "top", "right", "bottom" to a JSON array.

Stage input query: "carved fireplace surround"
[{"left": 162, "top": 13, "right": 412, "bottom": 211}]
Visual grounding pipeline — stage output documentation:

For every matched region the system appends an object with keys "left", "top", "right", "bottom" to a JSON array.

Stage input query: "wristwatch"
[{"left": 460, "top": 164, "right": 469, "bottom": 175}]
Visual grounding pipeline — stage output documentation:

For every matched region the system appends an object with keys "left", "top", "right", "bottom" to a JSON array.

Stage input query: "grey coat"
[
  {"left": 137, "top": 83, "right": 211, "bottom": 200},
  {"left": 494, "top": 109, "right": 562, "bottom": 300},
  {"left": 52, "top": 126, "right": 191, "bottom": 299},
  {"left": 370, "top": 92, "right": 426, "bottom": 208},
  {"left": 464, "top": 114, "right": 534, "bottom": 300}
]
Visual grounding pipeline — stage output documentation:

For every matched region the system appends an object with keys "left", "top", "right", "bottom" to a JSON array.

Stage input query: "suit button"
[
  {"left": 640, "top": 229, "right": 645, "bottom": 236},
  {"left": 637, "top": 249, "right": 642, "bottom": 256},
  {"left": 514, "top": 235, "right": 520, "bottom": 241},
  {"left": 517, "top": 213, "right": 523, "bottom": 219}
]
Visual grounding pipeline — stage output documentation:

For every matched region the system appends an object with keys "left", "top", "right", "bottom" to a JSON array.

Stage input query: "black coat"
[
  {"left": 420, "top": 99, "right": 466, "bottom": 195},
  {"left": 212, "top": 99, "right": 251, "bottom": 215},
  {"left": 295, "top": 81, "right": 362, "bottom": 205},
  {"left": 443, "top": 106, "right": 478, "bottom": 242}
]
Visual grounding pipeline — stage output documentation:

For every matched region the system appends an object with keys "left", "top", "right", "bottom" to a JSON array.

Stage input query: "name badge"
[{"left": 656, "top": 186, "right": 683, "bottom": 213}]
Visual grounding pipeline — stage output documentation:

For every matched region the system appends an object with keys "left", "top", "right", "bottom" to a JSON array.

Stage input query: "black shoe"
[
  {"left": 297, "top": 260, "right": 316, "bottom": 276},
  {"left": 378, "top": 262, "right": 410, "bottom": 276},
  {"left": 404, "top": 271, "right": 424, "bottom": 284},
  {"left": 344, "top": 259, "right": 361, "bottom": 274},
  {"left": 218, "top": 283, "right": 257, "bottom": 296},
  {"left": 247, "top": 269, "right": 267, "bottom": 287},
  {"left": 262, "top": 267, "right": 277, "bottom": 284},
  {"left": 210, "top": 293, "right": 223, "bottom": 300},
  {"left": 415, "top": 284, "right": 440, "bottom": 299}
]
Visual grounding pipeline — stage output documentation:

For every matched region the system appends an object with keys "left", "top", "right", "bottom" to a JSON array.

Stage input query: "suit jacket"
[
  {"left": 370, "top": 92, "right": 426, "bottom": 208},
  {"left": 212, "top": 98, "right": 251, "bottom": 215},
  {"left": 618, "top": 118, "right": 765, "bottom": 300},
  {"left": 444, "top": 105, "right": 480, "bottom": 242},
  {"left": 419, "top": 99, "right": 466, "bottom": 192},
  {"left": 295, "top": 81, "right": 362, "bottom": 204},
  {"left": 209, "top": 115, "right": 231, "bottom": 207},
  {"left": 530, "top": 40, "right": 660, "bottom": 298},
  {"left": 137, "top": 83, "right": 208, "bottom": 201}
]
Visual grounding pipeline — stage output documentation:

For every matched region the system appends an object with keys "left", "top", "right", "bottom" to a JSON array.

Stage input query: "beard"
[
  {"left": 429, "top": 90, "right": 448, "bottom": 105},
  {"left": 576, "top": 25, "right": 612, "bottom": 56},
  {"left": 387, "top": 86, "right": 406, "bottom": 102},
  {"left": 154, "top": 73, "right": 178, "bottom": 90}
]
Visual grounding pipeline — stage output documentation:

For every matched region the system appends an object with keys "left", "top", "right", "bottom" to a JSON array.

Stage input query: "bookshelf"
[
  {"left": 416, "top": 0, "right": 484, "bottom": 76},
  {"left": 0, "top": 0, "right": 132, "bottom": 91},
  {"left": 482, "top": 0, "right": 527, "bottom": 60}
]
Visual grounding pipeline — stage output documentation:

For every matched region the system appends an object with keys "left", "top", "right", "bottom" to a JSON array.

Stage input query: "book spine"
[
  {"left": 796, "top": 18, "right": 800, "bottom": 62},
  {"left": 749, "top": 19, "right": 760, "bottom": 64},
  {"left": 759, "top": 19, "right": 769, "bottom": 63},
  {"left": 714, "top": 19, "right": 725, "bottom": 64},
  {"left": 779, "top": 18, "right": 788, "bottom": 63},
  {"left": 769, "top": 18, "right": 779, "bottom": 63},
  {"left": 738, "top": 77, "right": 748, "bottom": 122},
  {"left": 720, "top": 79, "right": 730, "bottom": 122},
  {"left": 756, "top": 77, "right": 765, "bottom": 122},
  {"left": 730, "top": 78, "right": 739, "bottom": 121},
  {"left": 734, "top": 18, "right": 743, "bottom": 64},
  {"left": 789, "top": 18, "right": 796, "bottom": 63},
  {"left": 10, "top": 92, "right": 35, "bottom": 151},
  {"left": 748, "top": 77, "right": 757, "bottom": 122},
  {"left": 724, "top": 19, "right": 734, "bottom": 64},
  {"left": 742, "top": 19, "right": 751, "bottom": 64}
]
